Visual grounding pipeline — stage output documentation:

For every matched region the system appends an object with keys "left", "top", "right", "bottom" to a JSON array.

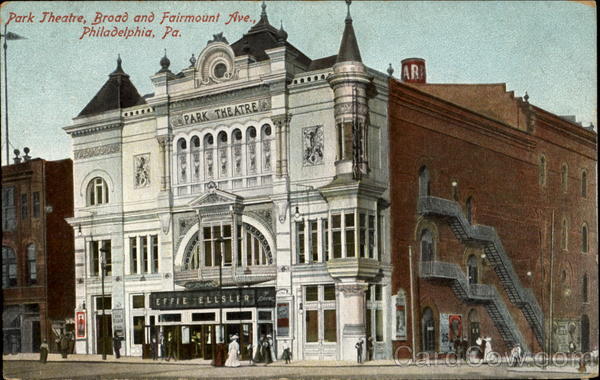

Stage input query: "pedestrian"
[
  {"left": 267, "top": 334, "right": 277, "bottom": 363},
  {"left": 112, "top": 331, "right": 122, "bottom": 359},
  {"left": 151, "top": 335, "right": 158, "bottom": 361},
  {"left": 253, "top": 336, "right": 264, "bottom": 364},
  {"left": 224, "top": 334, "right": 241, "bottom": 367},
  {"left": 247, "top": 343, "right": 254, "bottom": 365},
  {"left": 461, "top": 337, "right": 469, "bottom": 361},
  {"left": 454, "top": 337, "right": 464, "bottom": 362},
  {"left": 510, "top": 344, "right": 522, "bottom": 367},
  {"left": 262, "top": 334, "right": 273, "bottom": 365},
  {"left": 281, "top": 342, "right": 292, "bottom": 364},
  {"left": 166, "top": 332, "right": 176, "bottom": 361},
  {"left": 355, "top": 338, "right": 364, "bottom": 364},
  {"left": 367, "top": 337, "right": 374, "bottom": 361},
  {"left": 483, "top": 337, "right": 493, "bottom": 362},
  {"left": 159, "top": 331, "right": 165, "bottom": 359},
  {"left": 39, "top": 339, "right": 49, "bottom": 364},
  {"left": 60, "top": 333, "right": 70, "bottom": 359}
]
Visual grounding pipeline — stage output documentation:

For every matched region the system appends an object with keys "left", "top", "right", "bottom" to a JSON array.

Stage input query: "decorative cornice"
[
  {"left": 74, "top": 143, "right": 121, "bottom": 160},
  {"left": 69, "top": 123, "right": 122, "bottom": 137},
  {"left": 169, "top": 84, "right": 271, "bottom": 113}
]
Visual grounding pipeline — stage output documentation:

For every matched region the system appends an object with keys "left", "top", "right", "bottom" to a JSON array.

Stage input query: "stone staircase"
[{"left": 417, "top": 196, "right": 544, "bottom": 347}]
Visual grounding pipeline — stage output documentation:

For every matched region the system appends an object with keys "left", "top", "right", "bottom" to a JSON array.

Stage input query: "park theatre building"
[{"left": 65, "top": 3, "right": 392, "bottom": 361}]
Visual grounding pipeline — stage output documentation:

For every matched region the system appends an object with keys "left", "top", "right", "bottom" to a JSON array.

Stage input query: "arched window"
[
  {"left": 232, "top": 129, "right": 243, "bottom": 176},
  {"left": 27, "top": 244, "right": 37, "bottom": 285},
  {"left": 582, "top": 273, "right": 588, "bottom": 303},
  {"left": 217, "top": 131, "right": 229, "bottom": 178},
  {"left": 467, "top": 255, "right": 478, "bottom": 284},
  {"left": 561, "top": 163, "right": 568, "bottom": 193},
  {"left": 561, "top": 218, "right": 568, "bottom": 250},
  {"left": 191, "top": 136, "right": 201, "bottom": 182},
  {"left": 247, "top": 126, "right": 257, "bottom": 174},
  {"left": 421, "top": 307, "right": 435, "bottom": 352},
  {"left": 261, "top": 124, "right": 272, "bottom": 172},
  {"left": 581, "top": 170, "right": 588, "bottom": 197},
  {"left": 87, "top": 177, "right": 109, "bottom": 206},
  {"left": 204, "top": 134, "right": 214, "bottom": 179},
  {"left": 466, "top": 197, "right": 473, "bottom": 224},
  {"left": 177, "top": 138, "right": 187, "bottom": 183},
  {"left": 420, "top": 229, "right": 434, "bottom": 262},
  {"left": 2, "top": 246, "right": 17, "bottom": 288},
  {"left": 539, "top": 156, "right": 547, "bottom": 186},
  {"left": 582, "top": 224, "right": 588, "bottom": 253},
  {"left": 419, "top": 166, "right": 430, "bottom": 197}
]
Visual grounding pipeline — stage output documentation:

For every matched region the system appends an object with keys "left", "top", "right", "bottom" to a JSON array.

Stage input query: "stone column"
[
  {"left": 338, "top": 282, "right": 368, "bottom": 361},
  {"left": 157, "top": 136, "right": 168, "bottom": 191},
  {"left": 272, "top": 114, "right": 292, "bottom": 178}
]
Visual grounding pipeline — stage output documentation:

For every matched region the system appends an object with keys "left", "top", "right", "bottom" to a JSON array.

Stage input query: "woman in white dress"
[
  {"left": 225, "top": 335, "right": 241, "bottom": 367},
  {"left": 267, "top": 335, "right": 277, "bottom": 362},
  {"left": 483, "top": 337, "right": 493, "bottom": 362}
]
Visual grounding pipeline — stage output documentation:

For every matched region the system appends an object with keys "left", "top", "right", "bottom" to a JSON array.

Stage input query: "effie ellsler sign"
[{"left": 149, "top": 287, "right": 276, "bottom": 310}]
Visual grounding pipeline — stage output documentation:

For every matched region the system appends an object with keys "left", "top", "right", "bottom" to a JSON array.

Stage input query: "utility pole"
[
  {"left": 100, "top": 244, "right": 108, "bottom": 360},
  {"left": 214, "top": 235, "right": 225, "bottom": 367},
  {"left": 548, "top": 211, "right": 555, "bottom": 356},
  {"left": 409, "top": 245, "right": 416, "bottom": 362}
]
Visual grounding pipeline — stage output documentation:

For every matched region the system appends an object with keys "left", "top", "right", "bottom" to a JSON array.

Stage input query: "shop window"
[
  {"left": 226, "top": 311, "right": 252, "bottom": 321},
  {"left": 345, "top": 212, "right": 355, "bottom": 257},
  {"left": 20, "top": 193, "right": 29, "bottom": 220},
  {"left": 323, "top": 310, "right": 337, "bottom": 342},
  {"left": 296, "top": 221, "right": 306, "bottom": 264},
  {"left": 2, "top": 187, "right": 16, "bottom": 231},
  {"left": 581, "top": 170, "right": 588, "bottom": 197},
  {"left": 133, "top": 316, "right": 145, "bottom": 345},
  {"left": 192, "top": 312, "right": 215, "bottom": 321},
  {"left": 2, "top": 246, "right": 17, "bottom": 288},
  {"left": 87, "top": 177, "right": 109, "bottom": 206},
  {"left": 90, "top": 240, "right": 112, "bottom": 276},
  {"left": 582, "top": 224, "right": 588, "bottom": 253},
  {"left": 95, "top": 296, "right": 112, "bottom": 310},
  {"left": 324, "top": 285, "right": 336, "bottom": 301},
  {"left": 159, "top": 314, "right": 181, "bottom": 322},
  {"left": 322, "top": 219, "right": 329, "bottom": 261},
  {"left": 561, "top": 163, "right": 568, "bottom": 193},
  {"left": 26, "top": 244, "right": 37, "bottom": 285},
  {"left": 309, "top": 220, "right": 318, "bottom": 262},
  {"left": 305, "top": 286, "right": 318, "bottom": 302},
  {"left": 306, "top": 310, "right": 318, "bottom": 343},
  {"left": 332, "top": 214, "right": 342, "bottom": 259},
  {"left": 132, "top": 295, "right": 145, "bottom": 309},
  {"left": 33, "top": 191, "right": 40, "bottom": 217}
]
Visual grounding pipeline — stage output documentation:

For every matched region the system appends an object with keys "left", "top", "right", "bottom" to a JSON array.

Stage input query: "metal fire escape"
[
  {"left": 417, "top": 196, "right": 544, "bottom": 347},
  {"left": 420, "top": 261, "right": 529, "bottom": 351}
]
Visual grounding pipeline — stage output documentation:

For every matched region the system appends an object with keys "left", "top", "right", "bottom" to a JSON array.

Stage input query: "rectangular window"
[
  {"left": 27, "top": 247, "right": 37, "bottom": 285},
  {"left": 377, "top": 215, "right": 383, "bottom": 261},
  {"left": 345, "top": 212, "right": 355, "bottom": 257},
  {"left": 368, "top": 215, "right": 375, "bottom": 259},
  {"left": 90, "top": 240, "right": 99, "bottom": 276},
  {"left": 258, "top": 311, "right": 272, "bottom": 320},
  {"left": 223, "top": 225, "right": 232, "bottom": 266},
  {"left": 159, "top": 314, "right": 181, "bottom": 322},
  {"left": 359, "top": 213, "right": 367, "bottom": 258},
  {"left": 324, "top": 285, "right": 336, "bottom": 301},
  {"left": 140, "top": 236, "right": 148, "bottom": 274},
  {"left": 322, "top": 219, "right": 329, "bottom": 261},
  {"left": 33, "top": 192, "right": 40, "bottom": 218},
  {"left": 132, "top": 295, "right": 145, "bottom": 309},
  {"left": 332, "top": 214, "right": 342, "bottom": 259},
  {"left": 133, "top": 316, "right": 145, "bottom": 345},
  {"left": 226, "top": 311, "right": 252, "bottom": 321},
  {"left": 305, "top": 286, "right": 318, "bottom": 302},
  {"left": 296, "top": 222, "right": 305, "bottom": 264},
  {"left": 192, "top": 312, "right": 215, "bottom": 322},
  {"left": 2, "top": 187, "right": 16, "bottom": 231},
  {"left": 130, "top": 237, "right": 138, "bottom": 274},
  {"left": 95, "top": 296, "right": 112, "bottom": 310},
  {"left": 103, "top": 240, "right": 112, "bottom": 276},
  {"left": 310, "top": 220, "right": 318, "bottom": 262},
  {"left": 306, "top": 310, "right": 318, "bottom": 343},
  {"left": 151, "top": 235, "right": 158, "bottom": 273},
  {"left": 91, "top": 240, "right": 112, "bottom": 276},
  {"left": 375, "top": 309, "right": 384, "bottom": 342},
  {"left": 21, "top": 193, "right": 28, "bottom": 220},
  {"left": 324, "top": 309, "right": 337, "bottom": 342},
  {"left": 204, "top": 227, "right": 213, "bottom": 267}
]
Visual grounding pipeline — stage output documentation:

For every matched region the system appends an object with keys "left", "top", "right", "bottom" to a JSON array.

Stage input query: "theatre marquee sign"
[
  {"left": 170, "top": 98, "right": 271, "bottom": 127},
  {"left": 149, "top": 287, "right": 276, "bottom": 310}
]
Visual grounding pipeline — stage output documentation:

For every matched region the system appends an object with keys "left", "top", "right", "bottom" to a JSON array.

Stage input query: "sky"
[{"left": 0, "top": 0, "right": 596, "bottom": 165}]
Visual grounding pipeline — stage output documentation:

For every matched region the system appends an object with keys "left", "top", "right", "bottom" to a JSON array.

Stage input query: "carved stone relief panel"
[{"left": 303, "top": 125, "right": 324, "bottom": 166}]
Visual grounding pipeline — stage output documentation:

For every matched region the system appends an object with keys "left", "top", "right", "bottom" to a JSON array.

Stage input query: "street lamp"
[
  {"left": 99, "top": 244, "right": 109, "bottom": 360},
  {"left": 214, "top": 235, "right": 225, "bottom": 367}
]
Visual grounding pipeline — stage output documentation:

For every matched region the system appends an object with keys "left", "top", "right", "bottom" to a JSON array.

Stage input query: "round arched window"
[{"left": 213, "top": 63, "right": 227, "bottom": 78}]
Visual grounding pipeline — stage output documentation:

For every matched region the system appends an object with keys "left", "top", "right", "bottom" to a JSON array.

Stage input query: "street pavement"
[{"left": 3, "top": 354, "right": 599, "bottom": 379}]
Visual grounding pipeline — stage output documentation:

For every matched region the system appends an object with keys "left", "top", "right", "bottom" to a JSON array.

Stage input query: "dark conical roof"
[
  {"left": 78, "top": 56, "right": 146, "bottom": 117},
  {"left": 336, "top": 2, "right": 362, "bottom": 63}
]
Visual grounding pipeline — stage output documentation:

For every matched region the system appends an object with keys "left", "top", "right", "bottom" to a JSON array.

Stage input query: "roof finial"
[
  {"left": 346, "top": 0, "right": 352, "bottom": 22},
  {"left": 261, "top": 0, "right": 267, "bottom": 18},
  {"left": 387, "top": 63, "right": 394, "bottom": 77},
  {"left": 159, "top": 49, "right": 171, "bottom": 73},
  {"left": 117, "top": 54, "right": 122, "bottom": 68},
  {"left": 524, "top": 91, "right": 529, "bottom": 103}
]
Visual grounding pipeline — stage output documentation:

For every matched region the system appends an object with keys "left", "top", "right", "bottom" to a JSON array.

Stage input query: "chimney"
[{"left": 401, "top": 58, "right": 426, "bottom": 83}]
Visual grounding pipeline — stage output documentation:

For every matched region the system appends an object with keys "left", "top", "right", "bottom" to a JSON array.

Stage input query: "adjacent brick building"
[
  {"left": 388, "top": 60, "right": 597, "bottom": 356},
  {"left": 2, "top": 153, "right": 75, "bottom": 353}
]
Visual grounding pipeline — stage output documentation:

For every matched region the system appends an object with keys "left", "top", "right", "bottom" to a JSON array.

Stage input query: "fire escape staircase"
[
  {"left": 420, "top": 260, "right": 529, "bottom": 352},
  {"left": 417, "top": 196, "right": 544, "bottom": 347}
]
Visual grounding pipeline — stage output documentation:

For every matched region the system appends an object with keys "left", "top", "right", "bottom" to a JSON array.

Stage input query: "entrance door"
[
  {"left": 225, "top": 323, "right": 253, "bottom": 360},
  {"left": 421, "top": 307, "right": 435, "bottom": 352},
  {"left": 202, "top": 325, "right": 215, "bottom": 360},
  {"left": 304, "top": 308, "right": 337, "bottom": 360},
  {"left": 95, "top": 315, "right": 113, "bottom": 355},
  {"left": 31, "top": 321, "right": 41, "bottom": 353}
]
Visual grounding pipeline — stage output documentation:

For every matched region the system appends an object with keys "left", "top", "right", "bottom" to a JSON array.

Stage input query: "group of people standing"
[
  {"left": 355, "top": 337, "right": 375, "bottom": 363},
  {"left": 224, "top": 333, "right": 292, "bottom": 367}
]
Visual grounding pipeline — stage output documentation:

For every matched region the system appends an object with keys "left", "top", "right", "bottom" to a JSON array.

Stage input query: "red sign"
[{"left": 76, "top": 311, "right": 86, "bottom": 339}]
